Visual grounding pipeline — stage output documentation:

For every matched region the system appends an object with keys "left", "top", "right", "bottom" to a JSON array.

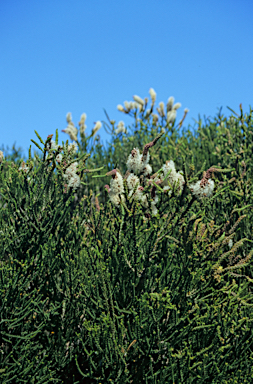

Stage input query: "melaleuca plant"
[
  {"left": 1, "top": 91, "right": 253, "bottom": 383},
  {"left": 71, "top": 131, "right": 253, "bottom": 382},
  {"left": 0, "top": 129, "right": 104, "bottom": 263}
]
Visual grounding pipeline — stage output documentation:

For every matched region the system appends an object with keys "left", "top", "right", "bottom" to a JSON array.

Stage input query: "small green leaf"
[
  {"left": 34, "top": 130, "right": 45, "bottom": 145},
  {"left": 31, "top": 140, "right": 43, "bottom": 153},
  {"left": 55, "top": 129, "right": 58, "bottom": 145}
]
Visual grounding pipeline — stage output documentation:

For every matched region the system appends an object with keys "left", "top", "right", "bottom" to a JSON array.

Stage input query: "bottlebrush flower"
[
  {"left": 126, "top": 173, "right": 140, "bottom": 190},
  {"left": 64, "top": 162, "right": 78, "bottom": 178},
  {"left": 152, "top": 160, "right": 185, "bottom": 195},
  {"left": 67, "top": 174, "right": 81, "bottom": 190},
  {"left": 110, "top": 192, "right": 126, "bottom": 206},
  {"left": 0, "top": 150, "right": 4, "bottom": 162},
  {"left": 106, "top": 169, "right": 124, "bottom": 195},
  {"left": 141, "top": 163, "right": 153, "bottom": 177},
  {"left": 189, "top": 179, "right": 215, "bottom": 200},
  {"left": 126, "top": 148, "right": 142, "bottom": 174},
  {"left": 62, "top": 124, "right": 78, "bottom": 142}
]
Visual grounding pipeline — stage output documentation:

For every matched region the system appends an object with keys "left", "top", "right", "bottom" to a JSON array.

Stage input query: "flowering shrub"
[
  {"left": 0, "top": 91, "right": 253, "bottom": 383},
  {"left": 104, "top": 130, "right": 216, "bottom": 220}
]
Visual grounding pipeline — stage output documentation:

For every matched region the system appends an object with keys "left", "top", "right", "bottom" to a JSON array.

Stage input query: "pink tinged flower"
[
  {"left": 104, "top": 184, "right": 111, "bottom": 193},
  {"left": 142, "top": 164, "right": 152, "bottom": 177},
  {"left": 126, "top": 148, "right": 143, "bottom": 174},
  {"left": 140, "top": 151, "right": 150, "bottom": 167},
  {"left": 106, "top": 169, "right": 124, "bottom": 195},
  {"left": 189, "top": 179, "right": 215, "bottom": 200},
  {"left": 128, "top": 185, "right": 142, "bottom": 200},
  {"left": 126, "top": 173, "right": 140, "bottom": 190},
  {"left": 62, "top": 124, "right": 78, "bottom": 141}
]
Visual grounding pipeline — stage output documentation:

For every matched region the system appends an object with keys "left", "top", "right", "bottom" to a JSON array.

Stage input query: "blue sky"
[{"left": 1, "top": 0, "right": 252, "bottom": 161}]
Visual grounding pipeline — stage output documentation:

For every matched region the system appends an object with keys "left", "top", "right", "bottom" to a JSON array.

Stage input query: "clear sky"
[{"left": 1, "top": 0, "right": 252, "bottom": 161}]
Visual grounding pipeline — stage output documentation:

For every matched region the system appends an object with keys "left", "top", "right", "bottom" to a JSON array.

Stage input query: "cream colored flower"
[
  {"left": 91, "top": 121, "right": 102, "bottom": 136},
  {"left": 117, "top": 104, "right": 125, "bottom": 112},
  {"left": 149, "top": 88, "right": 157, "bottom": 105},
  {"left": 133, "top": 95, "right": 145, "bottom": 106}
]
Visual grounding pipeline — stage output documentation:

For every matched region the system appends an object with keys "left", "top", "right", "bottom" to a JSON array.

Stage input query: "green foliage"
[{"left": 0, "top": 101, "right": 253, "bottom": 383}]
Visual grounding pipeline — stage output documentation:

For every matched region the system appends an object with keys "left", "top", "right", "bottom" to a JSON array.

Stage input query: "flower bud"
[
  {"left": 91, "top": 121, "right": 102, "bottom": 136},
  {"left": 149, "top": 88, "right": 157, "bottom": 104},
  {"left": 133, "top": 95, "right": 145, "bottom": 106},
  {"left": 158, "top": 102, "right": 165, "bottom": 117},
  {"left": 66, "top": 112, "right": 72, "bottom": 123},
  {"left": 166, "top": 97, "right": 174, "bottom": 112},
  {"left": 167, "top": 110, "right": 177, "bottom": 123},
  {"left": 79, "top": 113, "right": 87, "bottom": 127},
  {"left": 124, "top": 101, "right": 130, "bottom": 110},
  {"left": 152, "top": 114, "right": 159, "bottom": 124},
  {"left": 117, "top": 104, "right": 125, "bottom": 112},
  {"left": 173, "top": 102, "right": 181, "bottom": 111}
]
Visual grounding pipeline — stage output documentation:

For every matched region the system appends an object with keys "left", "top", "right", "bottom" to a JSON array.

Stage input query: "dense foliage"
[{"left": 0, "top": 95, "right": 252, "bottom": 383}]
